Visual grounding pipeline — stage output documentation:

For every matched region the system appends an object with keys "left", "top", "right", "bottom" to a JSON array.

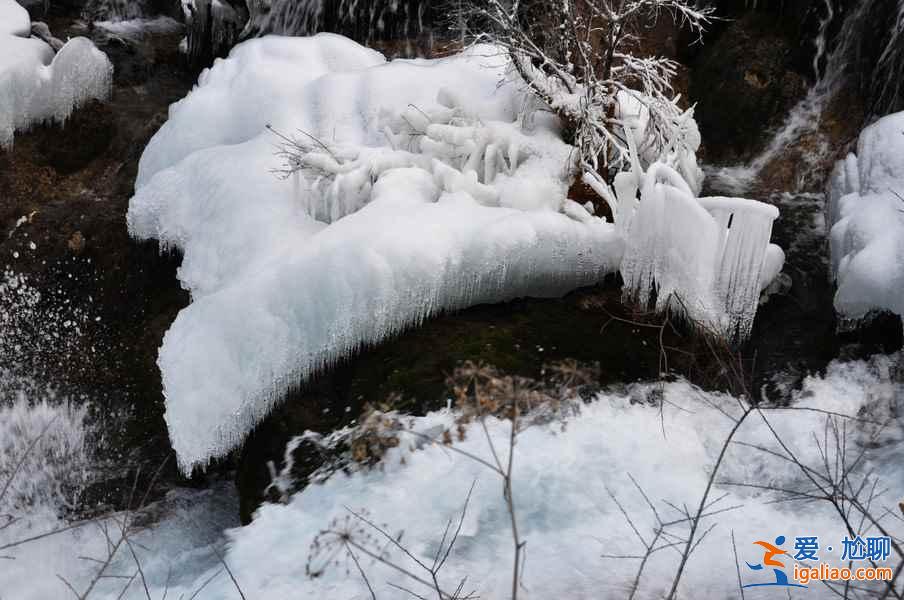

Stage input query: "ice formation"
[
  {"left": 0, "top": 0, "right": 113, "bottom": 148},
  {"left": 828, "top": 111, "right": 904, "bottom": 321},
  {"left": 241, "top": 0, "right": 430, "bottom": 42},
  {"left": 130, "top": 33, "right": 783, "bottom": 470},
  {"left": 613, "top": 161, "right": 783, "bottom": 339},
  {"left": 128, "top": 34, "right": 624, "bottom": 472}
]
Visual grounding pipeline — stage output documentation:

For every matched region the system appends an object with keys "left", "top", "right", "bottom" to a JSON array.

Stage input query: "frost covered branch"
[
  {"left": 717, "top": 407, "right": 904, "bottom": 599},
  {"left": 452, "top": 0, "right": 713, "bottom": 180},
  {"left": 269, "top": 102, "right": 562, "bottom": 223},
  {"left": 307, "top": 487, "right": 479, "bottom": 600}
]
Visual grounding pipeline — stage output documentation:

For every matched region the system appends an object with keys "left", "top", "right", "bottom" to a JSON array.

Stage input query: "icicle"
[
  {"left": 620, "top": 164, "right": 782, "bottom": 340},
  {"left": 699, "top": 197, "right": 780, "bottom": 339}
]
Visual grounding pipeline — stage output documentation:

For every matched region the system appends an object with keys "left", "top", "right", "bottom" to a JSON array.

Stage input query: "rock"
[
  {"left": 690, "top": 13, "right": 810, "bottom": 162},
  {"left": 31, "top": 21, "right": 64, "bottom": 51},
  {"left": 34, "top": 101, "right": 116, "bottom": 174},
  {"left": 16, "top": 0, "right": 48, "bottom": 18},
  {"left": 67, "top": 230, "right": 85, "bottom": 254}
]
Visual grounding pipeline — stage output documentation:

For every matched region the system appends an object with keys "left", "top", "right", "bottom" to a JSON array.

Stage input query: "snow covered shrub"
[
  {"left": 616, "top": 162, "right": 785, "bottom": 340},
  {"left": 271, "top": 96, "right": 587, "bottom": 223},
  {"left": 453, "top": 0, "right": 712, "bottom": 185}
]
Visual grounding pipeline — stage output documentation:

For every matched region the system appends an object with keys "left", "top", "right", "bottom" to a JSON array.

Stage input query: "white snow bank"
[
  {"left": 128, "top": 34, "right": 623, "bottom": 473},
  {"left": 8, "top": 353, "right": 893, "bottom": 600},
  {"left": 0, "top": 0, "right": 113, "bottom": 148},
  {"left": 0, "top": 0, "right": 31, "bottom": 36},
  {"left": 828, "top": 111, "right": 904, "bottom": 320},
  {"left": 3, "top": 355, "right": 899, "bottom": 599}
]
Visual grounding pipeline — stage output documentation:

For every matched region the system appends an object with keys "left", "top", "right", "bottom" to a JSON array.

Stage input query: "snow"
[
  {"left": 0, "top": 0, "right": 113, "bottom": 148},
  {"left": 0, "top": 394, "right": 89, "bottom": 516},
  {"left": 4, "top": 354, "right": 900, "bottom": 599},
  {"left": 128, "top": 34, "right": 624, "bottom": 473},
  {"left": 0, "top": 0, "right": 31, "bottom": 37},
  {"left": 828, "top": 111, "right": 904, "bottom": 321}
]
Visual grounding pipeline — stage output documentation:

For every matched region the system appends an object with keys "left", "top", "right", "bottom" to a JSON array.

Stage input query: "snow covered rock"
[
  {"left": 0, "top": 0, "right": 113, "bottom": 148},
  {"left": 828, "top": 111, "right": 904, "bottom": 321},
  {"left": 128, "top": 34, "right": 623, "bottom": 473}
]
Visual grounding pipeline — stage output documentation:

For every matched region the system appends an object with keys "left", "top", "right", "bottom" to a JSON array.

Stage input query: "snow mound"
[
  {"left": 828, "top": 111, "right": 904, "bottom": 320},
  {"left": 0, "top": 0, "right": 31, "bottom": 37},
  {"left": 128, "top": 34, "right": 623, "bottom": 473},
  {"left": 0, "top": 0, "right": 113, "bottom": 148}
]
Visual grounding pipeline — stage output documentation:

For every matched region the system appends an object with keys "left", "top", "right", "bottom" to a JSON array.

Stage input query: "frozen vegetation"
[
  {"left": 828, "top": 111, "right": 904, "bottom": 322},
  {"left": 128, "top": 33, "right": 784, "bottom": 472},
  {"left": 0, "top": 0, "right": 113, "bottom": 148},
  {"left": 1, "top": 355, "right": 901, "bottom": 599}
]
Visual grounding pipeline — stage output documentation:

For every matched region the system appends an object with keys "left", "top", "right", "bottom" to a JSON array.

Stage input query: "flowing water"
[
  {"left": 244, "top": 0, "right": 433, "bottom": 46},
  {"left": 708, "top": 0, "right": 904, "bottom": 197}
]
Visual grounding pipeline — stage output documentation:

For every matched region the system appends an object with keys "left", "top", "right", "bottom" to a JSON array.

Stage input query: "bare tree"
[{"left": 453, "top": 0, "right": 712, "bottom": 180}]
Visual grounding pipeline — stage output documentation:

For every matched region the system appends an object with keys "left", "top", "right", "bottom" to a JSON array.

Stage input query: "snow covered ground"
[
  {"left": 0, "top": 0, "right": 113, "bottom": 148},
  {"left": 828, "top": 111, "right": 904, "bottom": 322},
  {"left": 128, "top": 33, "right": 785, "bottom": 473},
  {"left": 1, "top": 354, "right": 901, "bottom": 599}
]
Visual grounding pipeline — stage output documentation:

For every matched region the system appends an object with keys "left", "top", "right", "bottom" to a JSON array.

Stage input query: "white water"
[
  {"left": 85, "top": 0, "right": 153, "bottom": 20},
  {"left": 706, "top": 0, "right": 884, "bottom": 195},
  {"left": 244, "top": 0, "right": 429, "bottom": 48}
]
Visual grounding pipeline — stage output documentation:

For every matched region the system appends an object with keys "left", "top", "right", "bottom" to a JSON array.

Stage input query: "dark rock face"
[
  {"left": 690, "top": 13, "right": 810, "bottom": 162},
  {"left": 182, "top": 0, "right": 248, "bottom": 70},
  {"left": 235, "top": 373, "right": 357, "bottom": 523},
  {"left": 838, "top": 0, "right": 904, "bottom": 117},
  {"left": 29, "top": 101, "right": 116, "bottom": 174}
]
